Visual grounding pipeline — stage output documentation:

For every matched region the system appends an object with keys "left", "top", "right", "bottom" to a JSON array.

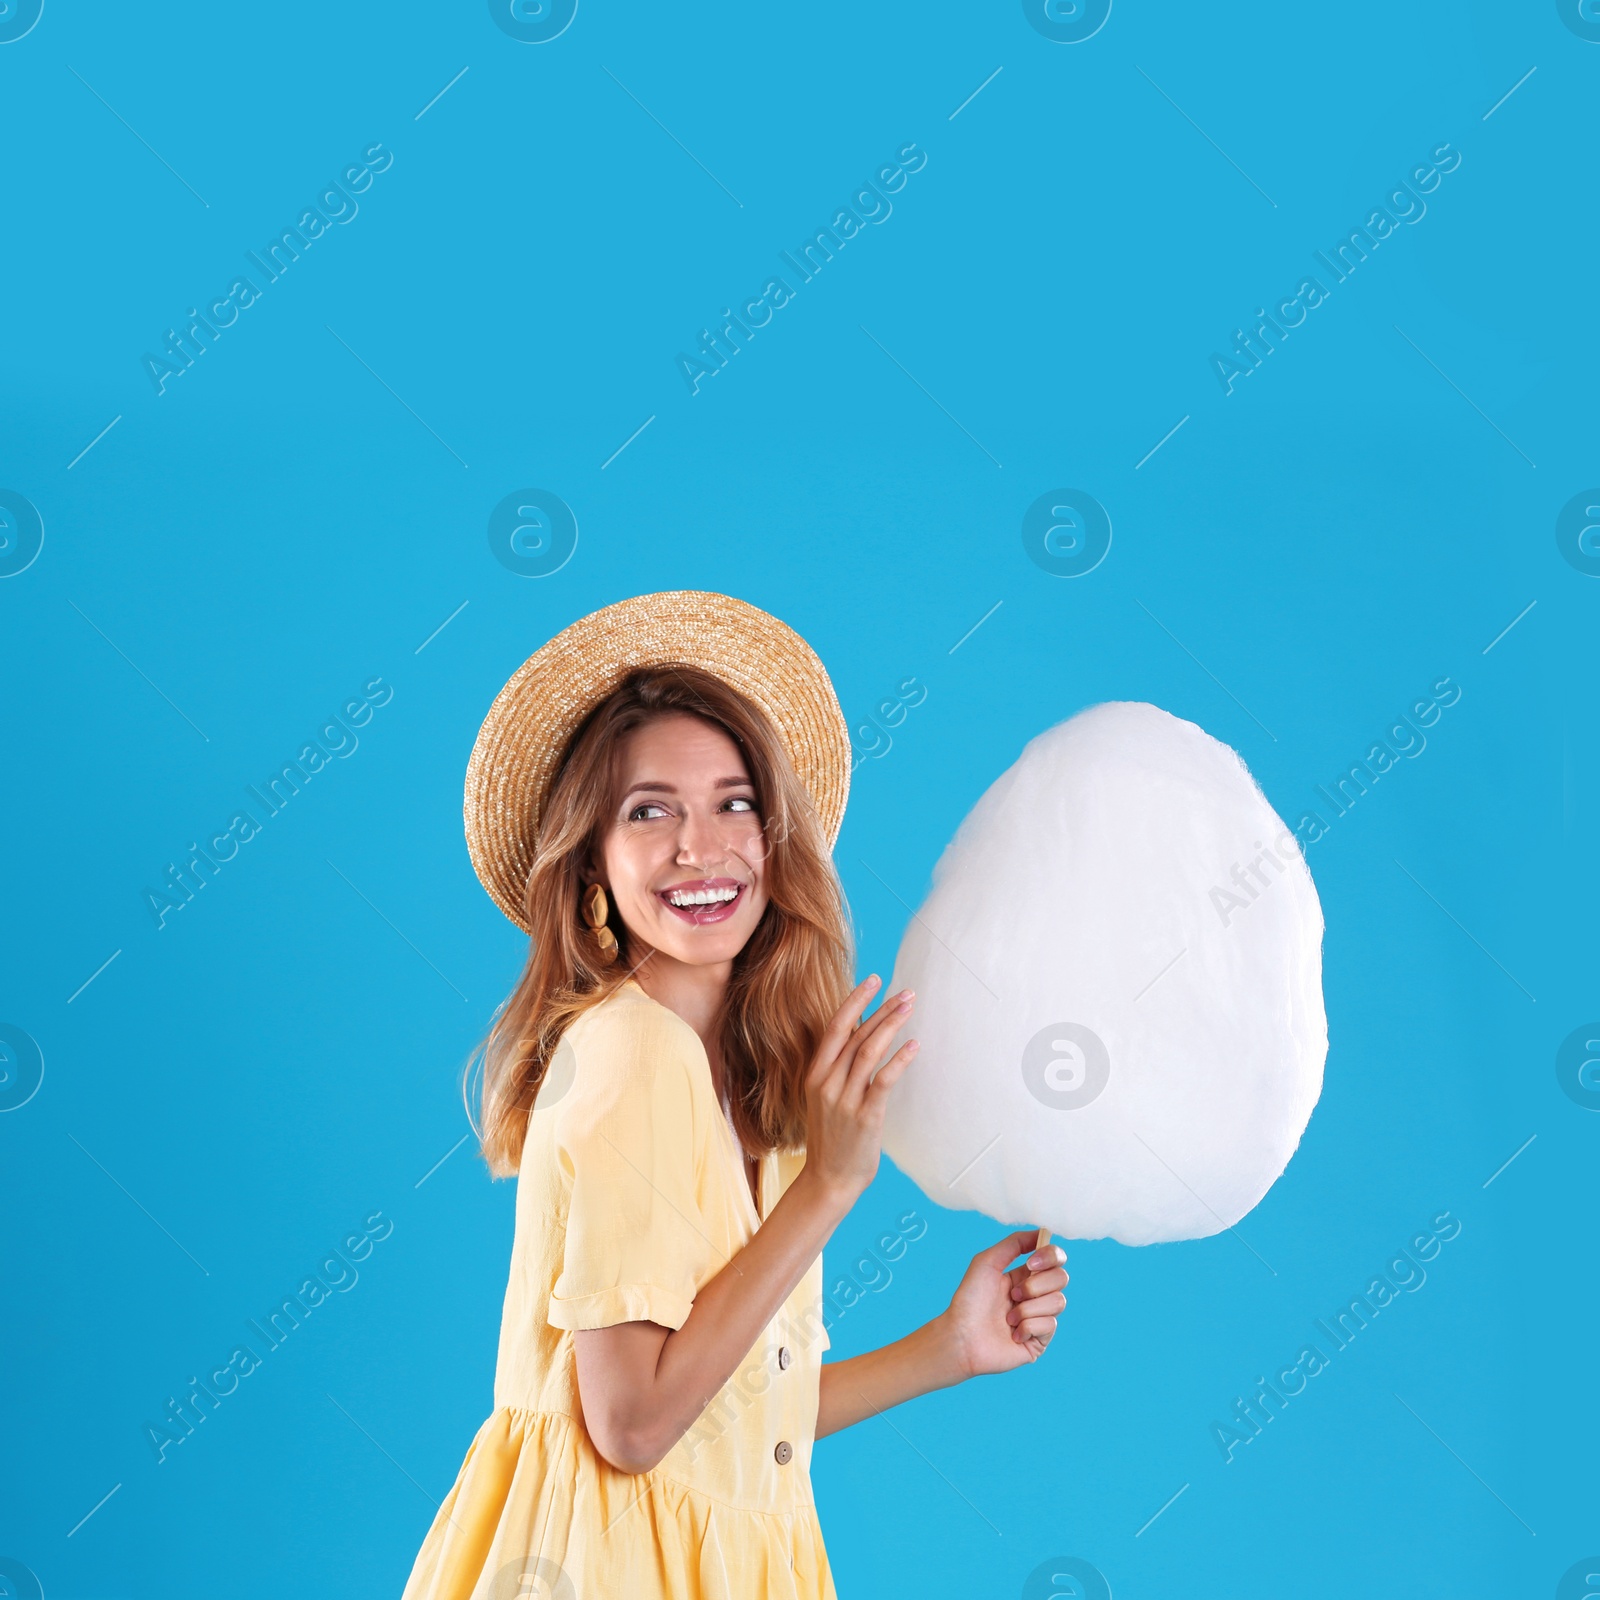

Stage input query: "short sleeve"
[{"left": 547, "top": 1001, "right": 715, "bottom": 1333}]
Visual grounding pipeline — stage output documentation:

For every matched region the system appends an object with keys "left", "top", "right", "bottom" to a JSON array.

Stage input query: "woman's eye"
[
  {"left": 723, "top": 796, "right": 757, "bottom": 814},
  {"left": 627, "top": 803, "right": 670, "bottom": 822}
]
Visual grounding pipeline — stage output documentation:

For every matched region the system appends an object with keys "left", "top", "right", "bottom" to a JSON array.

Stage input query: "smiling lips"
[{"left": 657, "top": 877, "right": 746, "bottom": 925}]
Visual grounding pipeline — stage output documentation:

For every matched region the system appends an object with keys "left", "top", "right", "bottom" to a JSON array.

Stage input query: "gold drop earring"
[{"left": 582, "top": 882, "right": 619, "bottom": 962}]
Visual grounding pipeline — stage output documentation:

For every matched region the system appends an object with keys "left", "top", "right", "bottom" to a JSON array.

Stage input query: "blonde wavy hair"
[{"left": 473, "top": 664, "right": 854, "bottom": 1177}]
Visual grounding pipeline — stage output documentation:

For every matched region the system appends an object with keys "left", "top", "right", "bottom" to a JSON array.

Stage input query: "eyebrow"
[{"left": 624, "top": 777, "right": 752, "bottom": 795}]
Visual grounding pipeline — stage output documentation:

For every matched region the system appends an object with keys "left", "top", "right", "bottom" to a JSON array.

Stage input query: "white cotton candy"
[{"left": 881, "top": 702, "right": 1326, "bottom": 1246}]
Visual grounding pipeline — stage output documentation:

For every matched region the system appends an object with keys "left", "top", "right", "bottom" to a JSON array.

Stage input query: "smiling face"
[{"left": 596, "top": 712, "right": 771, "bottom": 972}]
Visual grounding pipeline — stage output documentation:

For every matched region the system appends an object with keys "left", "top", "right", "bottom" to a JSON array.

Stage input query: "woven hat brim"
[{"left": 464, "top": 590, "right": 851, "bottom": 932}]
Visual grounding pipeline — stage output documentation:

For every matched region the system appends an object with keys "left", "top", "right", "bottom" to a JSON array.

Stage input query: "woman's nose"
[{"left": 674, "top": 807, "right": 724, "bottom": 867}]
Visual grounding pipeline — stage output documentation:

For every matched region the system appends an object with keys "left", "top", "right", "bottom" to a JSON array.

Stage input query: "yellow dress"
[{"left": 401, "top": 977, "right": 837, "bottom": 1600}]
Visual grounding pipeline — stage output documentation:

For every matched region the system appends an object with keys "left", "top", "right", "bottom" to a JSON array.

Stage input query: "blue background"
[{"left": 2, "top": 1, "right": 1595, "bottom": 1596}]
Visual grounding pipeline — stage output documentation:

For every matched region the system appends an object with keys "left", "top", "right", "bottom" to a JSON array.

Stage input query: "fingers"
[
  {"left": 1010, "top": 1271, "right": 1068, "bottom": 1307},
  {"left": 842, "top": 995, "right": 916, "bottom": 1101},
  {"left": 1004, "top": 1286, "right": 1068, "bottom": 1324},
  {"left": 980, "top": 1229, "right": 1048, "bottom": 1274},
  {"left": 813, "top": 976, "right": 911, "bottom": 1082},
  {"left": 814, "top": 982, "right": 915, "bottom": 1102},
  {"left": 844, "top": 987, "right": 915, "bottom": 1063},
  {"left": 1007, "top": 1288, "right": 1066, "bottom": 1325},
  {"left": 1006, "top": 1236, "right": 1068, "bottom": 1350},
  {"left": 809, "top": 975, "right": 883, "bottom": 1084},
  {"left": 1013, "top": 1321, "right": 1056, "bottom": 1356},
  {"left": 861, "top": 1037, "right": 920, "bottom": 1106},
  {"left": 1009, "top": 1250, "right": 1068, "bottom": 1302}
]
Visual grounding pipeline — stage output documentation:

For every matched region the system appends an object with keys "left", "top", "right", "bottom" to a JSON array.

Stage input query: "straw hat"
[{"left": 464, "top": 591, "right": 852, "bottom": 931}]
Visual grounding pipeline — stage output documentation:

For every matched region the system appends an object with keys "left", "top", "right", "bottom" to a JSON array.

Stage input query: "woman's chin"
[{"left": 646, "top": 917, "right": 758, "bottom": 969}]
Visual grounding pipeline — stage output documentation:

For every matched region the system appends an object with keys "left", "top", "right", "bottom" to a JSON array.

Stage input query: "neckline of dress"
[{"left": 618, "top": 976, "right": 765, "bottom": 1229}]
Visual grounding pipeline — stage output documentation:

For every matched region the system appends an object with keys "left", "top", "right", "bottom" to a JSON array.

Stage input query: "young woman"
[{"left": 403, "top": 592, "right": 1067, "bottom": 1599}]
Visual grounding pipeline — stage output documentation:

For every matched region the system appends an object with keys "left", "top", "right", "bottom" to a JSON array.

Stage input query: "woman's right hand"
[{"left": 801, "top": 975, "right": 918, "bottom": 1213}]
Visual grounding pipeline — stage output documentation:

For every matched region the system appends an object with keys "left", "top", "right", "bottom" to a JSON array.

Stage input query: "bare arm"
[
  {"left": 815, "top": 1317, "right": 966, "bottom": 1437},
  {"left": 575, "top": 975, "right": 917, "bottom": 1474},
  {"left": 815, "top": 1232, "right": 1069, "bottom": 1439},
  {"left": 576, "top": 1167, "right": 846, "bottom": 1471}
]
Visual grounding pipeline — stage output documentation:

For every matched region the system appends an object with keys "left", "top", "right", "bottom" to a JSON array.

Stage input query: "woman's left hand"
[{"left": 940, "top": 1229, "right": 1068, "bottom": 1376}]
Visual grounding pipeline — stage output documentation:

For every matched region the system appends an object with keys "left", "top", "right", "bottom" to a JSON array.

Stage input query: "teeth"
[{"left": 666, "top": 886, "right": 739, "bottom": 907}]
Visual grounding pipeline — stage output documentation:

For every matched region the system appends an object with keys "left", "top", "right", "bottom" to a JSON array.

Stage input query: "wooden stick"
[{"left": 1035, "top": 1225, "right": 1052, "bottom": 1254}]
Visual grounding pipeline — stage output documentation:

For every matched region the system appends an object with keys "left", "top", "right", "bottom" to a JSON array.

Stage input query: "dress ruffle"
[{"left": 402, "top": 1407, "right": 836, "bottom": 1600}]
